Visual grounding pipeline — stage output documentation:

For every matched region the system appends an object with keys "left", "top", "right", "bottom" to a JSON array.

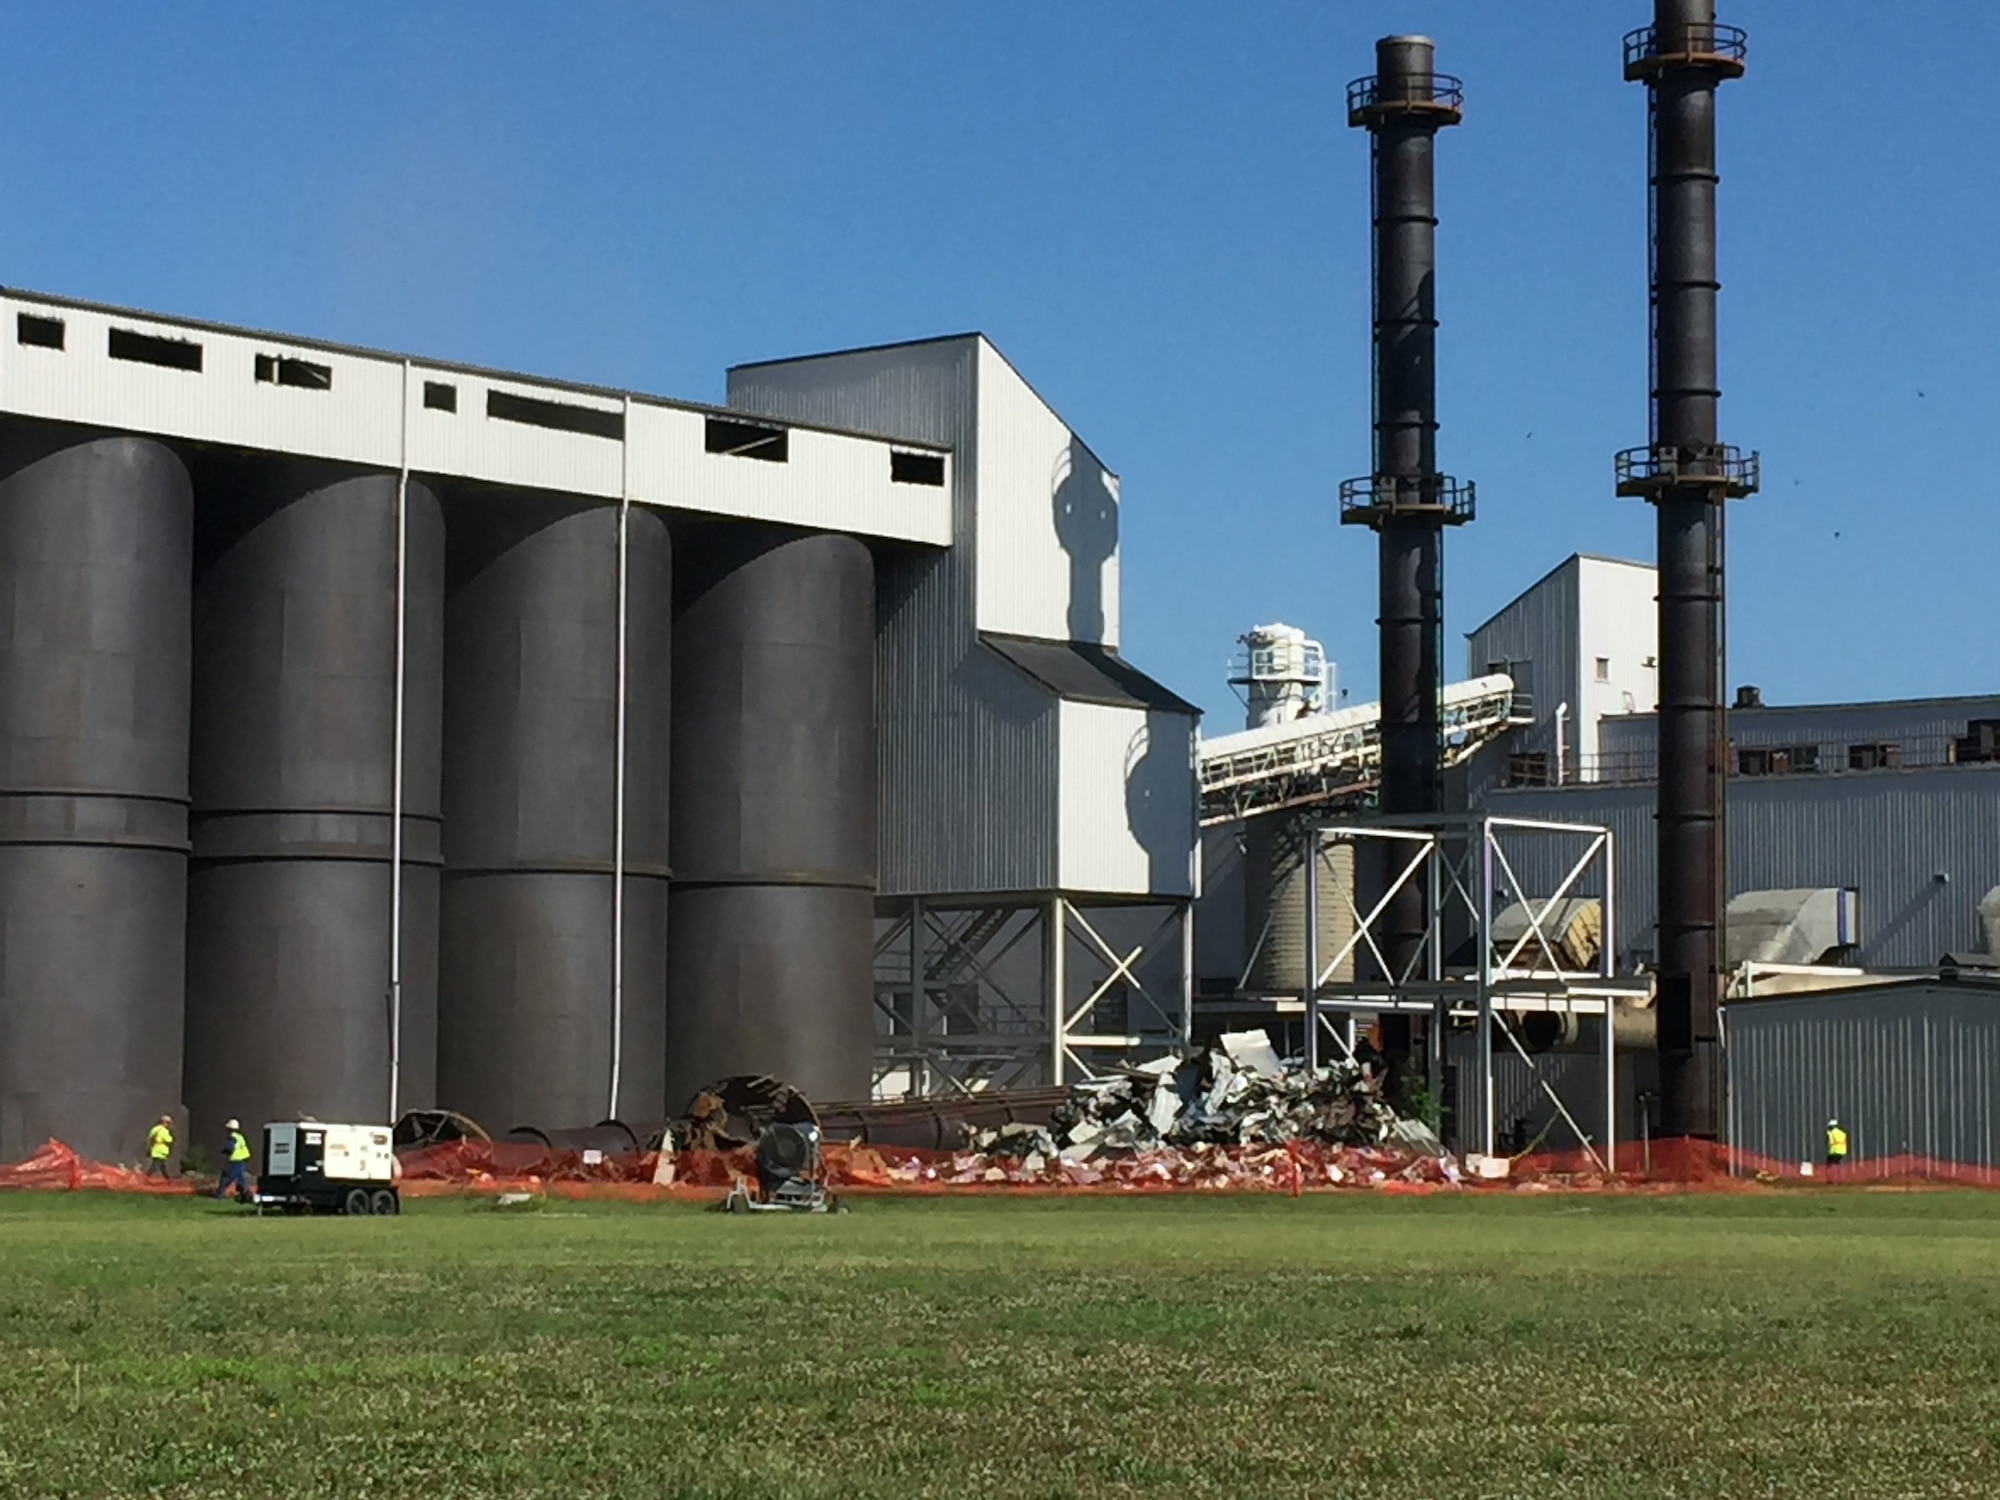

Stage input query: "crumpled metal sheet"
[{"left": 966, "top": 1029, "right": 1434, "bottom": 1167}]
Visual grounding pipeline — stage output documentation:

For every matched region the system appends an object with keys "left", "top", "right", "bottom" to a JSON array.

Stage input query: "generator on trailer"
[{"left": 256, "top": 1123, "right": 401, "bottom": 1215}]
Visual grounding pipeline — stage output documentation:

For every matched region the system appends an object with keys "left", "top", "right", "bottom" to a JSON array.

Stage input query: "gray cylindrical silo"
[
  {"left": 667, "top": 526, "right": 875, "bottom": 1107},
  {"left": 183, "top": 461, "right": 444, "bottom": 1146},
  {"left": 1241, "top": 816, "right": 1356, "bottom": 998},
  {"left": 438, "top": 497, "right": 671, "bottom": 1132},
  {"left": 0, "top": 425, "right": 192, "bottom": 1164}
]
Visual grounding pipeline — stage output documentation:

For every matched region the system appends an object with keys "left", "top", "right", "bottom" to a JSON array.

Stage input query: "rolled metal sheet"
[
  {"left": 0, "top": 424, "right": 191, "bottom": 1163},
  {"left": 183, "top": 460, "right": 443, "bottom": 1146},
  {"left": 437, "top": 497, "right": 671, "bottom": 1129},
  {"left": 668, "top": 526, "right": 875, "bottom": 1105}
]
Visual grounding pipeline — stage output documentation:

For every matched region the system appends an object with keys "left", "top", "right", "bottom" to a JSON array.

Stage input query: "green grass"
[{"left": 2, "top": 1191, "right": 1999, "bottom": 1499}]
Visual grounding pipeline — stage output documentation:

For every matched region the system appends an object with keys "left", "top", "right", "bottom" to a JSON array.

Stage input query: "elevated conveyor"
[{"left": 1198, "top": 674, "right": 1524, "bottom": 826}]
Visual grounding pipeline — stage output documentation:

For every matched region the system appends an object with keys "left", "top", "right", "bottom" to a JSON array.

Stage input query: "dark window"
[
  {"left": 704, "top": 416, "right": 788, "bottom": 462},
  {"left": 109, "top": 327, "right": 202, "bottom": 372},
  {"left": 486, "top": 388, "right": 623, "bottom": 440},
  {"left": 423, "top": 381, "right": 457, "bottom": 412},
  {"left": 891, "top": 450, "right": 945, "bottom": 486},
  {"left": 1737, "top": 744, "right": 1818, "bottom": 777},
  {"left": 16, "top": 313, "right": 64, "bottom": 349},
  {"left": 1954, "top": 719, "right": 2000, "bottom": 764},
  {"left": 1848, "top": 742, "right": 1900, "bottom": 771},
  {"left": 255, "top": 354, "right": 331, "bottom": 389}
]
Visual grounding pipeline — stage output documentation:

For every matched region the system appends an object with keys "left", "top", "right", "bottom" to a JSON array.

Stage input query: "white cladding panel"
[
  {"left": 974, "top": 343, "right": 1120, "bottom": 647},
  {"left": 1058, "top": 700, "right": 1194, "bottom": 897},
  {"left": 1575, "top": 557, "right": 1658, "bottom": 765},
  {"left": 0, "top": 291, "right": 948, "bottom": 545}
]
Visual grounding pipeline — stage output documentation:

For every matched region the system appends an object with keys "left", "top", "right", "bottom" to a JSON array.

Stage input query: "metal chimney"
[
  {"left": 1343, "top": 37, "right": 1472, "bottom": 1070},
  {"left": 1614, "top": 0, "right": 1758, "bottom": 1138}
]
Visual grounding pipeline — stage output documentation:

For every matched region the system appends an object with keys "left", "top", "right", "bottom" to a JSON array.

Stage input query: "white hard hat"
[
  {"left": 1826, "top": 1118, "right": 1838, "bottom": 1127},
  {"left": 226, "top": 1118, "right": 239, "bottom": 1130}
]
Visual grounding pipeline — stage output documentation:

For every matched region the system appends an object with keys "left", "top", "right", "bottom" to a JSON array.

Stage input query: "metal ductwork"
[
  {"left": 1342, "top": 36, "right": 1472, "bottom": 1076},
  {"left": 1615, "top": 0, "right": 1758, "bottom": 1138}
]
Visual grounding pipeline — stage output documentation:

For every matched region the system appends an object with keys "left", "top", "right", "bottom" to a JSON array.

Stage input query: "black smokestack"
[
  {"left": 1343, "top": 38, "right": 1471, "bottom": 1073},
  {"left": 1616, "top": 0, "right": 1757, "bottom": 1138}
]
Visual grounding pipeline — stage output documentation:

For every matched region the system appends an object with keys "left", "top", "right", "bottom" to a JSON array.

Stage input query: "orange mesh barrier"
[
  {"left": 0, "top": 1139, "right": 196, "bottom": 1193},
  {"left": 7, "top": 1135, "right": 2000, "bottom": 1199}
]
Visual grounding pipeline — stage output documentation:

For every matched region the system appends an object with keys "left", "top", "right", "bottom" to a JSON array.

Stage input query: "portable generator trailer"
[{"left": 255, "top": 1123, "right": 401, "bottom": 1216}]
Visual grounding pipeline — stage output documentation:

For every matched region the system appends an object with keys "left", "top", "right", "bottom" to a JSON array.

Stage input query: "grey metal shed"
[{"left": 1723, "top": 971, "right": 2000, "bottom": 1170}]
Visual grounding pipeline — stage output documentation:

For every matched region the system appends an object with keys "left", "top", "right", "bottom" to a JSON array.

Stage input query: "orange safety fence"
[
  {"left": 0, "top": 1139, "right": 199, "bottom": 1194},
  {"left": 7, "top": 1135, "right": 2000, "bottom": 1199}
]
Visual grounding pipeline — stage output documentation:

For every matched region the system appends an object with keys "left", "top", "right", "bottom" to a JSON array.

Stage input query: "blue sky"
[{"left": 3, "top": 3, "right": 1994, "bottom": 717}]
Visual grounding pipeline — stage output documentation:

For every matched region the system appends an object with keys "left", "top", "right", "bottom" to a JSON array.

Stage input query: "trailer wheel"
[
  {"left": 370, "top": 1189, "right": 399, "bottom": 1217},
  {"left": 342, "top": 1186, "right": 372, "bottom": 1217}
]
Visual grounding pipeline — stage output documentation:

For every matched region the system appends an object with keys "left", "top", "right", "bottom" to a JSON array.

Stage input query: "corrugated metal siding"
[
  {"left": 1594, "top": 696, "right": 2000, "bottom": 782},
  {"left": 1465, "top": 555, "right": 1579, "bottom": 763},
  {"left": 730, "top": 340, "right": 1061, "bottom": 896},
  {"left": 1725, "top": 983, "right": 2000, "bottom": 1167},
  {"left": 1056, "top": 702, "right": 1194, "bottom": 897},
  {"left": 0, "top": 290, "right": 950, "bottom": 545},
  {"left": 1484, "top": 765, "right": 2000, "bottom": 967},
  {"left": 1445, "top": 1034, "right": 1634, "bottom": 1153},
  {"left": 973, "top": 344, "right": 1119, "bottom": 648}
]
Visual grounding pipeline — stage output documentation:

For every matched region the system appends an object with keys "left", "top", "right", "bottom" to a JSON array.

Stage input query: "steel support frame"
[
  {"left": 1303, "top": 814, "right": 1638, "bottom": 1168},
  {"left": 870, "top": 894, "right": 1192, "bottom": 1098}
]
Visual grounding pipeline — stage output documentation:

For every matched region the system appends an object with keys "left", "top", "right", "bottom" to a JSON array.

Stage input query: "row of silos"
[{"left": 0, "top": 420, "right": 876, "bottom": 1163}]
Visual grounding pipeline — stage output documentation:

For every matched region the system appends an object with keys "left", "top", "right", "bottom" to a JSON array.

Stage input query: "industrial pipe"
[
  {"left": 1341, "top": 36, "right": 1473, "bottom": 1081},
  {"left": 1614, "top": 0, "right": 1758, "bottom": 1138}
]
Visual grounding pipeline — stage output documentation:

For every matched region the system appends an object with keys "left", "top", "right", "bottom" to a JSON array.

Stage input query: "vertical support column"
[
  {"left": 389, "top": 362, "right": 411, "bottom": 1121},
  {"left": 1304, "top": 825, "right": 1320, "bottom": 1070},
  {"left": 608, "top": 487, "right": 630, "bottom": 1120},
  {"left": 909, "top": 896, "right": 926, "bottom": 1095},
  {"left": 1046, "top": 896, "right": 1067, "bottom": 1086},
  {"left": 1479, "top": 819, "right": 1497, "bottom": 1156}
]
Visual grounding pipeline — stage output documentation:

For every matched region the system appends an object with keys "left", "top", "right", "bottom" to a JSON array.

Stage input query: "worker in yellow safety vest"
[
  {"left": 145, "top": 1116, "right": 174, "bottom": 1178},
  {"left": 213, "top": 1119, "right": 254, "bottom": 1202},
  {"left": 1826, "top": 1118, "right": 1849, "bottom": 1169}
]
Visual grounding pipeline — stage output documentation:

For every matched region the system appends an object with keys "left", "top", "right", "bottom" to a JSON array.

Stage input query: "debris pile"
[{"left": 956, "top": 1030, "right": 1450, "bottom": 1185}]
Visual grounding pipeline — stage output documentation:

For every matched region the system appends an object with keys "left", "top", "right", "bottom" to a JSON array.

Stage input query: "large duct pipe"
[
  {"left": 1616, "top": 0, "right": 1757, "bottom": 1138},
  {"left": 0, "top": 427, "right": 192, "bottom": 1164},
  {"left": 438, "top": 496, "right": 672, "bottom": 1131},
  {"left": 183, "top": 461, "right": 444, "bottom": 1146},
  {"left": 1342, "top": 37, "right": 1472, "bottom": 1074},
  {"left": 666, "top": 526, "right": 875, "bottom": 1106}
]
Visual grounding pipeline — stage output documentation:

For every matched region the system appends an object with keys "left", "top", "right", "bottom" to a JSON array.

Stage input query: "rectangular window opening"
[
  {"left": 486, "top": 388, "right": 623, "bottom": 440},
  {"left": 891, "top": 450, "right": 945, "bottom": 487},
  {"left": 256, "top": 354, "right": 332, "bottom": 390},
  {"left": 1848, "top": 742, "right": 1900, "bottom": 771},
  {"left": 1953, "top": 719, "right": 2000, "bottom": 764},
  {"left": 1737, "top": 744, "right": 1819, "bottom": 777},
  {"left": 704, "top": 416, "right": 789, "bottom": 463},
  {"left": 16, "top": 313, "right": 64, "bottom": 350},
  {"left": 1594, "top": 656, "right": 1611, "bottom": 683},
  {"left": 108, "top": 326, "right": 203, "bottom": 372},
  {"left": 423, "top": 381, "right": 457, "bottom": 412}
]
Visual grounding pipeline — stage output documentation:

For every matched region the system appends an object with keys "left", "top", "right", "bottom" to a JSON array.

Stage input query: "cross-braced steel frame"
[
  {"left": 871, "top": 894, "right": 1192, "bottom": 1097},
  {"left": 1303, "top": 813, "right": 1648, "bottom": 1168}
]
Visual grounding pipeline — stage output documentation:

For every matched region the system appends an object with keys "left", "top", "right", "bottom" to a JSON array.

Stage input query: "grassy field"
[{"left": 2, "top": 1191, "right": 1998, "bottom": 1499}]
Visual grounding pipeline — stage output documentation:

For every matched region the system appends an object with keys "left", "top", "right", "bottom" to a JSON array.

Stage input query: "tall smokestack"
[
  {"left": 1615, "top": 0, "right": 1758, "bottom": 1138},
  {"left": 1343, "top": 38, "right": 1472, "bottom": 1071}
]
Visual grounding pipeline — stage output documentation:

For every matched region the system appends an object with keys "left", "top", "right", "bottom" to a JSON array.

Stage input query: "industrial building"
[{"left": 0, "top": 290, "right": 1196, "bottom": 1164}]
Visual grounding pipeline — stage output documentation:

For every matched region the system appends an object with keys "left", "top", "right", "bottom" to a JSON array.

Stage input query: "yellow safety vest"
[
  {"left": 1827, "top": 1126, "right": 1848, "bottom": 1159},
  {"left": 147, "top": 1125, "right": 172, "bottom": 1160},
  {"left": 228, "top": 1131, "right": 252, "bottom": 1163}
]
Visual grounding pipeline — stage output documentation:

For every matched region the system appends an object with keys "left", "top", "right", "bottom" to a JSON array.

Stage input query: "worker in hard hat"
[
  {"left": 213, "top": 1119, "right": 254, "bottom": 1202},
  {"left": 1825, "top": 1118, "right": 1849, "bottom": 1170},
  {"left": 145, "top": 1115, "right": 175, "bottom": 1178}
]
